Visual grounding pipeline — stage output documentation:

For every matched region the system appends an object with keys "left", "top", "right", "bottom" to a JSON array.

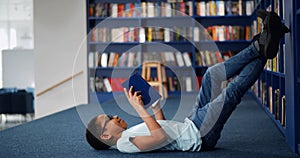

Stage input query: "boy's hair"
[{"left": 85, "top": 116, "right": 111, "bottom": 150}]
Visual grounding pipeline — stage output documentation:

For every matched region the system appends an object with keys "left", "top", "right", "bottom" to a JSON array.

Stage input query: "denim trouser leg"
[{"left": 188, "top": 44, "right": 267, "bottom": 150}]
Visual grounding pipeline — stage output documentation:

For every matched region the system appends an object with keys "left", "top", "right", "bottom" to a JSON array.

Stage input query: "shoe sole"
[
  {"left": 264, "top": 13, "right": 283, "bottom": 59},
  {"left": 265, "top": 14, "right": 281, "bottom": 58},
  {"left": 257, "top": 9, "right": 290, "bottom": 59}
]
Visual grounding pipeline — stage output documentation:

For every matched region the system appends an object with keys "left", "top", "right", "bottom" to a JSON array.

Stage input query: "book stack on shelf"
[
  {"left": 89, "top": 1, "right": 194, "bottom": 18},
  {"left": 205, "top": 25, "right": 252, "bottom": 41},
  {"left": 195, "top": 0, "right": 255, "bottom": 16},
  {"left": 90, "top": 26, "right": 194, "bottom": 43}
]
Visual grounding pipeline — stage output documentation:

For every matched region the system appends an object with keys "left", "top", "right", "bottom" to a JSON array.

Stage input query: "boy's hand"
[
  {"left": 124, "top": 86, "right": 145, "bottom": 109},
  {"left": 123, "top": 86, "right": 167, "bottom": 151}
]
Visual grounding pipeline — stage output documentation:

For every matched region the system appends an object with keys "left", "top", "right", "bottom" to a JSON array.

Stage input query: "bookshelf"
[
  {"left": 86, "top": 0, "right": 299, "bottom": 154},
  {"left": 87, "top": 0, "right": 258, "bottom": 103},
  {"left": 248, "top": 0, "right": 300, "bottom": 154}
]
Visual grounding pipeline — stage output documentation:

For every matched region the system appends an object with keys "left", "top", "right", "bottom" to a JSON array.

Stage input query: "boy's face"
[{"left": 96, "top": 114, "right": 128, "bottom": 135}]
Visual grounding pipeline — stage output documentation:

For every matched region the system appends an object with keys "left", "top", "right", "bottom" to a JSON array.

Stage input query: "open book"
[{"left": 121, "top": 73, "right": 161, "bottom": 109}]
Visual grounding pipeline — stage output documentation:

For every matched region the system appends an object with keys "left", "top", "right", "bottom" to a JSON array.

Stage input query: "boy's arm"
[{"left": 124, "top": 87, "right": 168, "bottom": 152}]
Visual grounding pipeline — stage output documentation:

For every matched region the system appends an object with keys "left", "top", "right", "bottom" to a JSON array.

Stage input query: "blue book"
[{"left": 121, "top": 73, "right": 161, "bottom": 109}]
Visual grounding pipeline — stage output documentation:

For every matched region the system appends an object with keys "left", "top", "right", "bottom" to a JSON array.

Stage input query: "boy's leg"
[
  {"left": 200, "top": 56, "right": 266, "bottom": 150},
  {"left": 188, "top": 43, "right": 263, "bottom": 139},
  {"left": 188, "top": 9, "right": 289, "bottom": 150},
  {"left": 198, "top": 9, "right": 289, "bottom": 149},
  {"left": 190, "top": 43, "right": 260, "bottom": 114}
]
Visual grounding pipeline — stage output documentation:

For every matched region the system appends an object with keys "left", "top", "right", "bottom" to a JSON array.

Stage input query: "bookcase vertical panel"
[
  {"left": 283, "top": 0, "right": 299, "bottom": 154},
  {"left": 295, "top": 1, "right": 300, "bottom": 154}
]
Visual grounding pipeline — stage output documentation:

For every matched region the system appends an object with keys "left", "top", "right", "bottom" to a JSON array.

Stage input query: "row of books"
[
  {"left": 88, "top": 51, "right": 140, "bottom": 68},
  {"left": 90, "top": 27, "right": 193, "bottom": 43},
  {"left": 88, "top": 50, "right": 231, "bottom": 68},
  {"left": 91, "top": 75, "right": 195, "bottom": 93},
  {"left": 143, "top": 51, "right": 192, "bottom": 67},
  {"left": 89, "top": 0, "right": 256, "bottom": 18},
  {"left": 201, "top": 25, "right": 252, "bottom": 41},
  {"left": 89, "top": 1, "right": 195, "bottom": 18},
  {"left": 265, "top": 53, "right": 285, "bottom": 73},
  {"left": 90, "top": 25, "right": 253, "bottom": 43},
  {"left": 259, "top": 81, "right": 286, "bottom": 126},
  {"left": 88, "top": 51, "right": 195, "bottom": 68},
  {"left": 195, "top": 50, "right": 233, "bottom": 66},
  {"left": 195, "top": 0, "right": 255, "bottom": 16}
]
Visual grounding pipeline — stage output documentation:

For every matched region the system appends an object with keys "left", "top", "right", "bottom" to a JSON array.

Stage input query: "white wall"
[
  {"left": 0, "top": 0, "right": 34, "bottom": 87},
  {"left": 2, "top": 49, "right": 34, "bottom": 89},
  {"left": 34, "top": 0, "right": 87, "bottom": 119}
]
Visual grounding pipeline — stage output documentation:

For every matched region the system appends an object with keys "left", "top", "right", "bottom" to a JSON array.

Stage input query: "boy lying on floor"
[{"left": 85, "top": 9, "right": 289, "bottom": 153}]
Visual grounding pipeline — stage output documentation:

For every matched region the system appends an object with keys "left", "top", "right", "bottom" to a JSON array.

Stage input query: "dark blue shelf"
[
  {"left": 89, "top": 17, "right": 141, "bottom": 27},
  {"left": 141, "top": 16, "right": 193, "bottom": 27},
  {"left": 263, "top": 70, "right": 286, "bottom": 78},
  {"left": 93, "top": 67, "right": 140, "bottom": 78},
  {"left": 92, "top": 66, "right": 197, "bottom": 78},
  {"left": 193, "top": 15, "right": 252, "bottom": 27},
  {"left": 141, "top": 41, "right": 193, "bottom": 52},
  {"left": 89, "top": 40, "right": 251, "bottom": 52},
  {"left": 195, "top": 40, "right": 251, "bottom": 52},
  {"left": 89, "top": 15, "right": 252, "bottom": 27},
  {"left": 88, "top": 42, "right": 140, "bottom": 52}
]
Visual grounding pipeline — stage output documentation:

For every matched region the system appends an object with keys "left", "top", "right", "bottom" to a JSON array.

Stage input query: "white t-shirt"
[{"left": 116, "top": 118, "right": 202, "bottom": 153}]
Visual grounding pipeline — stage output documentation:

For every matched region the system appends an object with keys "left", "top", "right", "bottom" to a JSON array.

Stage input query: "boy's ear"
[{"left": 100, "top": 134, "right": 112, "bottom": 141}]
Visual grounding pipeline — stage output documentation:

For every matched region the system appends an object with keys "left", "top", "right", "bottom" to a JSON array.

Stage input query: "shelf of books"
[
  {"left": 250, "top": 0, "right": 287, "bottom": 134},
  {"left": 86, "top": 0, "right": 300, "bottom": 154},
  {"left": 250, "top": 0, "right": 300, "bottom": 154},
  {"left": 87, "top": 0, "right": 259, "bottom": 103}
]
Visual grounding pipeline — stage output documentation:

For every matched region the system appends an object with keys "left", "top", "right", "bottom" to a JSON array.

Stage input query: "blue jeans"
[{"left": 188, "top": 43, "right": 267, "bottom": 150}]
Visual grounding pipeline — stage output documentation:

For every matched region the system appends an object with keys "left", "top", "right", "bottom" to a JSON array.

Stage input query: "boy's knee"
[
  {"left": 207, "top": 64, "right": 227, "bottom": 81},
  {"left": 226, "top": 83, "right": 243, "bottom": 105}
]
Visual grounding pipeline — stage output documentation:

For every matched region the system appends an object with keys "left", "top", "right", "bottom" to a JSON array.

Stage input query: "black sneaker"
[{"left": 256, "top": 9, "right": 290, "bottom": 59}]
